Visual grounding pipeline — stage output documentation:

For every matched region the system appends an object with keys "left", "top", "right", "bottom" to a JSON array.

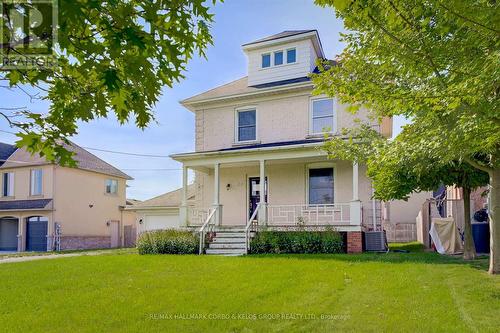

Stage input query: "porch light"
[{"left": 226, "top": 184, "right": 231, "bottom": 191}]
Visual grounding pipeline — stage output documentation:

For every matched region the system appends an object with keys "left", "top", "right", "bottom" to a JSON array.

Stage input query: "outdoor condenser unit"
[{"left": 364, "top": 231, "right": 387, "bottom": 252}]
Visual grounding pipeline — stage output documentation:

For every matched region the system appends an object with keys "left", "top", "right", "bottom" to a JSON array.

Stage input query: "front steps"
[{"left": 204, "top": 227, "right": 248, "bottom": 256}]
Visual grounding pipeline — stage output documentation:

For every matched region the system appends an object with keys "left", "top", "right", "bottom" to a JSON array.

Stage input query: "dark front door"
[
  {"left": 26, "top": 217, "right": 48, "bottom": 252},
  {"left": 249, "top": 177, "right": 267, "bottom": 220}
]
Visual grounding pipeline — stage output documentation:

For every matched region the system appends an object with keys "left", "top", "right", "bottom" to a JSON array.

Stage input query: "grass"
[{"left": 0, "top": 244, "right": 499, "bottom": 332}]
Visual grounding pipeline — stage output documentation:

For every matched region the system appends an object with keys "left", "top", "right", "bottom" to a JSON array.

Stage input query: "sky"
[{"left": 0, "top": 0, "right": 407, "bottom": 201}]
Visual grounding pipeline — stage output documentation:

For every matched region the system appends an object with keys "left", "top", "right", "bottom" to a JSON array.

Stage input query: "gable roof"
[
  {"left": 131, "top": 185, "right": 195, "bottom": 209},
  {"left": 0, "top": 141, "right": 132, "bottom": 180},
  {"left": 0, "top": 142, "right": 17, "bottom": 167},
  {"left": 242, "top": 30, "right": 317, "bottom": 46}
]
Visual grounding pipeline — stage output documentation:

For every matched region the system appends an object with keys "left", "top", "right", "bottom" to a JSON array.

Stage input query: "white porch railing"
[
  {"left": 188, "top": 206, "right": 209, "bottom": 226},
  {"left": 199, "top": 207, "right": 218, "bottom": 254},
  {"left": 266, "top": 203, "right": 351, "bottom": 226},
  {"left": 245, "top": 203, "right": 261, "bottom": 253}
]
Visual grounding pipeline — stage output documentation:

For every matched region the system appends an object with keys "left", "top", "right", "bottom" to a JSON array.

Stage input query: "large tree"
[
  {"left": 1, "top": 0, "right": 217, "bottom": 165},
  {"left": 313, "top": 0, "right": 500, "bottom": 273}
]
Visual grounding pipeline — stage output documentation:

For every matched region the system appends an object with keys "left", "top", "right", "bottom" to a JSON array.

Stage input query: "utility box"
[{"left": 364, "top": 231, "right": 387, "bottom": 252}]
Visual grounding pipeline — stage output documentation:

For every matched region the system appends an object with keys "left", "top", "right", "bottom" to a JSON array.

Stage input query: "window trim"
[
  {"left": 234, "top": 106, "right": 258, "bottom": 144},
  {"left": 261, "top": 53, "right": 271, "bottom": 68},
  {"left": 2, "top": 172, "right": 14, "bottom": 197},
  {"left": 30, "top": 168, "right": 43, "bottom": 197},
  {"left": 105, "top": 178, "right": 118, "bottom": 195},
  {"left": 305, "top": 163, "right": 337, "bottom": 205},
  {"left": 309, "top": 97, "right": 337, "bottom": 135},
  {"left": 286, "top": 48, "right": 297, "bottom": 64},
  {"left": 273, "top": 50, "right": 284, "bottom": 66}
]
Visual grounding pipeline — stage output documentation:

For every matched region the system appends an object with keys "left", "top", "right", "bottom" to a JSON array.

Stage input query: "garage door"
[
  {"left": 0, "top": 218, "right": 18, "bottom": 251},
  {"left": 144, "top": 214, "right": 179, "bottom": 231},
  {"left": 26, "top": 217, "right": 48, "bottom": 252}
]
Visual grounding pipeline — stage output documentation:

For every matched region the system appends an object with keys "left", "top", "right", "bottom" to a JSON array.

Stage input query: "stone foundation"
[
  {"left": 60, "top": 236, "right": 111, "bottom": 250},
  {"left": 346, "top": 231, "right": 363, "bottom": 253}
]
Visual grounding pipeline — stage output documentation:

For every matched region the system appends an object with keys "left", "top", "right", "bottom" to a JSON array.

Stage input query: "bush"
[
  {"left": 250, "top": 229, "right": 343, "bottom": 254},
  {"left": 137, "top": 229, "right": 199, "bottom": 255}
]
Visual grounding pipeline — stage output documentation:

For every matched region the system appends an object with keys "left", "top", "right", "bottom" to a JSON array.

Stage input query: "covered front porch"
[{"left": 172, "top": 142, "right": 378, "bottom": 233}]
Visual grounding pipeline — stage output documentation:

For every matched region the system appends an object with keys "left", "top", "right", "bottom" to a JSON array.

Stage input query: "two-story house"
[
  {"left": 0, "top": 141, "right": 132, "bottom": 252},
  {"left": 171, "top": 30, "right": 425, "bottom": 255}
]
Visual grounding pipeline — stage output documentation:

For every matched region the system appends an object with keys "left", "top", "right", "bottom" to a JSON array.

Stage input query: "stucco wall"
[
  {"left": 53, "top": 166, "right": 126, "bottom": 237},
  {"left": 194, "top": 92, "right": 377, "bottom": 152},
  {"left": 387, "top": 192, "right": 432, "bottom": 225},
  {"left": 0, "top": 164, "right": 54, "bottom": 200}
]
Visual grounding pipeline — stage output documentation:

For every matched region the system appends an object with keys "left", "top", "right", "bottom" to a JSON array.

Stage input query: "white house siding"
[{"left": 246, "top": 39, "right": 317, "bottom": 86}]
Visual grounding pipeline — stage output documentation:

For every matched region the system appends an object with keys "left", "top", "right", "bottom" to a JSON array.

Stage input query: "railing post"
[
  {"left": 180, "top": 165, "right": 189, "bottom": 227},
  {"left": 350, "top": 200, "right": 362, "bottom": 226}
]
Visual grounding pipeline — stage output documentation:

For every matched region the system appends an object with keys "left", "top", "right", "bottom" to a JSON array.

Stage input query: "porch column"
[
  {"left": 259, "top": 159, "right": 267, "bottom": 224},
  {"left": 179, "top": 165, "right": 189, "bottom": 227},
  {"left": 213, "top": 163, "right": 222, "bottom": 225},
  {"left": 350, "top": 162, "right": 362, "bottom": 225}
]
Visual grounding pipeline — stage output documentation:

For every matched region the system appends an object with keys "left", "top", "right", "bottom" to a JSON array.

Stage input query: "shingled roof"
[
  {"left": 0, "top": 142, "right": 16, "bottom": 167},
  {"left": 0, "top": 141, "right": 132, "bottom": 180},
  {"left": 0, "top": 199, "right": 52, "bottom": 211},
  {"left": 132, "top": 185, "right": 195, "bottom": 209},
  {"left": 242, "top": 30, "right": 317, "bottom": 46}
]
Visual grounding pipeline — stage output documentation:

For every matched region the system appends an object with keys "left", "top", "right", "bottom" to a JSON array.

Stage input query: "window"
[
  {"left": 237, "top": 109, "right": 256, "bottom": 142},
  {"left": 274, "top": 51, "right": 283, "bottom": 66},
  {"left": 261, "top": 53, "right": 271, "bottom": 68},
  {"left": 309, "top": 168, "right": 334, "bottom": 204},
  {"left": 287, "top": 48, "right": 296, "bottom": 63},
  {"left": 105, "top": 179, "right": 118, "bottom": 194},
  {"left": 2, "top": 172, "right": 14, "bottom": 197},
  {"left": 30, "top": 169, "right": 43, "bottom": 196},
  {"left": 311, "top": 98, "right": 335, "bottom": 134}
]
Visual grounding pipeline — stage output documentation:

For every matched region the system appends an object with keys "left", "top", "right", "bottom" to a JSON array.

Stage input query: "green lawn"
[{"left": 1, "top": 244, "right": 499, "bottom": 332}]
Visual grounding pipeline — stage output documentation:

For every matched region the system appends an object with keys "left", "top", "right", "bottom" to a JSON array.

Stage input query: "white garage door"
[{"left": 144, "top": 214, "right": 179, "bottom": 231}]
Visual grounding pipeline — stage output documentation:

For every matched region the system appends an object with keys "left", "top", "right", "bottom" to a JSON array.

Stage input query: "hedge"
[
  {"left": 250, "top": 229, "right": 344, "bottom": 254},
  {"left": 137, "top": 229, "right": 199, "bottom": 255}
]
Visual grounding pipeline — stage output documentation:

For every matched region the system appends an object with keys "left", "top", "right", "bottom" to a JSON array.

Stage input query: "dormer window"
[
  {"left": 287, "top": 48, "right": 296, "bottom": 63},
  {"left": 274, "top": 51, "right": 283, "bottom": 66},
  {"left": 261, "top": 53, "right": 271, "bottom": 68}
]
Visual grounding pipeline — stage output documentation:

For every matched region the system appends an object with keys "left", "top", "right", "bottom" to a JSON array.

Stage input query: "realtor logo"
[{"left": 0, "top": 0, "right": 57, "bottom": 69}]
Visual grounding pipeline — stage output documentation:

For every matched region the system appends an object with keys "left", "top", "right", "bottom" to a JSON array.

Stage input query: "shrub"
[
  {"left": 137, "top": 229, "right": 199, "bottom": 255},
  {"left": 250, "top": 229, "right": 344, "bottom": 254}
]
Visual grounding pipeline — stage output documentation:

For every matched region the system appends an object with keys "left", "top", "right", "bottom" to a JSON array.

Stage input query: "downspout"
[{"left": 372, "top": 185, "right": 377, "bottom": 231}]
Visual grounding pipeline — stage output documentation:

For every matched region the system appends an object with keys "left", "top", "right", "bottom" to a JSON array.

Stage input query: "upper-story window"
[
  {"left": 261, "top": 48, "right": 297, "bottom": 68},
  {"left": 287, "top": 48, "right": 296, "bottom": 63},
  {"left": 2, "top": 172, "right": 14, "bottom": 197},
  {"left": 274, "top": 51, "right": 283, "bottom": 66},
  {"left": 105, "top": 179, "right": 118, "bottom": 194},
  {"left": 311, "top": 98, "right": 335, "bottom": 134},
  {"left": 30, "top": 169, "right": 43, "bottom": 196},
  {"left": 236, "top": 109, "right": 257, "bottom": 142},
  {"left": 261, "top": 53, "right": 271, "bottom": 68}
]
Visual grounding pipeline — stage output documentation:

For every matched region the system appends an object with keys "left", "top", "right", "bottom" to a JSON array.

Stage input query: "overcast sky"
[{"left": 0, "top": 0, "right": 407, "bottom": 200}]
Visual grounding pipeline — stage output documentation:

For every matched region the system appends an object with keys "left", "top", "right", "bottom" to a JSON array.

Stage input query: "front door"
[
  {"left": 26, "top": 217, "right": 48, "bottom": 252},
  {"left": 248, "top": 177, "right": 267, "bottom": 220}
]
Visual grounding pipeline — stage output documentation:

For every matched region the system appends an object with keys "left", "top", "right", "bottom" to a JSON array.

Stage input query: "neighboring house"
[
  {"left": 170, "top": 30, "right": 428, "bottom": 254},
  {"left": 126, "top": 185, "right": 195, "bottom": 234},
  {"left": 0, "top": 141, "right": 132, "bottom": 252}
]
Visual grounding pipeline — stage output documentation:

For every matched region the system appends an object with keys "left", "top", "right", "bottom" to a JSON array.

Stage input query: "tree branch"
[
  {"left": 464, "top": 156, "right": 494, "bottom": 175},
  {"left": 437, "top": 1, "right": 500, "bottom": 35}
]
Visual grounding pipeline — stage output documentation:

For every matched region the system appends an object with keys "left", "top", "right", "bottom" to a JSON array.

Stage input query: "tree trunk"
[
  {"left": 489, "top": 168, "right": 500, "bottom": 274},
  {"left": 462, "top": 187, "right": 476, "bottom": 260}
]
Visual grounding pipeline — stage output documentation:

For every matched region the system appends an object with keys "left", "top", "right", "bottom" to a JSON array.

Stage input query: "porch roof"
[
  {"left": 0, "top": 199, "right": 53, "bottom": 211},
  {"left": 170, "top": 139, "right": 327, "bottom": 165}
]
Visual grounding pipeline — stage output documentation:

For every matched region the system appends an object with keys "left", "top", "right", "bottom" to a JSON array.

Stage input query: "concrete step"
[
  {"left": 205, "top": 248, "right": 246, "bottom": 255},
  {"left": 216, "top": 228, "right": 246, "bottom": 232},
  {"left": 212, "top": 237, "right": 247, "bottom": 243},
  {"left": 209, "top": 243, "right": 246, "bottom": 249},
  {"left": 214, "top": 232, "right": 246, "bottom": 238}
]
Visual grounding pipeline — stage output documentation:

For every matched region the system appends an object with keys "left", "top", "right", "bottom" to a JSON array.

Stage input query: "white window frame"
[
  {"left": 261, "top": 53, "right": 271, "bottom": 68},
  {"left": 30, "top": 168, "right": 43, "bottom": 196},
  {"left": 286, "top": 48, "right": 297, "bottom": 64},
  {"left": 2, "top": 172, "right": 14, "bottom": 197},
  {"left": 309, "top": 97, "right": 337, "bottom": 135},
  {"left": 305, "top": 163, "right": 337, "bottom": 205},
  {"left": 234, "top": 106, "right": 258, "bottom": 144},
  {"left": 105, "top": 179, "right": 118, "bottom": 195}
]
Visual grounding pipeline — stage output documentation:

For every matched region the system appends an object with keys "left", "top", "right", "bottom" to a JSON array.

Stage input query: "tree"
[
  {"left": 0, "top": 0, "right": 217, "bottom": 165},
  {"left": 313, "top": 0, "right": 500, "bottom": 273}
]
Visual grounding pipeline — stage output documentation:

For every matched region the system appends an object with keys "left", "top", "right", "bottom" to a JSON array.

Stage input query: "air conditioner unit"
[{"left": 364, "top": 231, "right": 387, "bottom": 252}]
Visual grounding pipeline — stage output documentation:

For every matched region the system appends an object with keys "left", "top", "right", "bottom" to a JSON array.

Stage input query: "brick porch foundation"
[
  {"left": 346, "top": 231, "right": 363, "bottom": 253},
  {"left": 60, "top": 236, "right": 111, "bottom": 250}
]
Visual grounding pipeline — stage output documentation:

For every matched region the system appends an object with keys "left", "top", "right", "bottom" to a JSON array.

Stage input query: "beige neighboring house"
[
  {"left": 0, "top": 141, "right": 132, "bottom": 252},
  {"left": 125, "top": 185, "right": 195, "bottom": 234},
  {"left": 170, "top": 30, "right": 431, "bottom": 255}
]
